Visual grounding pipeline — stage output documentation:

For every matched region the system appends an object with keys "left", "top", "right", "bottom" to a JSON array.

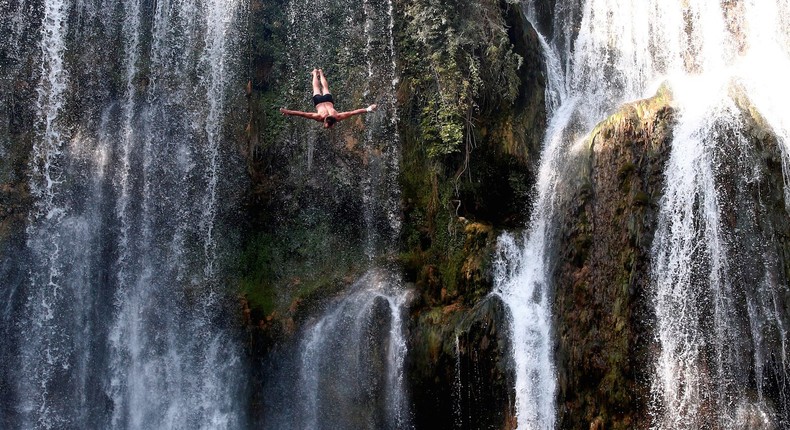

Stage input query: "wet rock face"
[
  {"left": 243, "top": 1, "right": 537, "bottom": 428},
  {"left": 392, "top": 19, "right": 547, "bottom": 395},
  {"left": 0, "top": 6, "right": 38, "bottom": 383},
  {"left": 394, "top": 6, "right": 546, "bottom": 422},
  {"left": 241, "top": 0, "right": 378, "bottom": 330},
  {"left": 552, "top": 89, "right": 675, "bottom": 429},
  {"left": 396, "top": 0, "right": 545, "bottom": 230},
  {"left": 407, "top": 296, "right": 515, "bottom": 430},
  {"left": 0, "top": 0, "right": 38, "bottom": 252},
  {"left": 696, "top": 90, "right": 790, "bottom": 428}
]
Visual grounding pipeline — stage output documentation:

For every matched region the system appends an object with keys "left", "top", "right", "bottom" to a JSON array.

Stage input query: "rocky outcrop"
[
  {"left": 552, "top": 87, "right": 674, "bottom": 429},
  {"left": 705, "top": 86, "right": 790, "bottom": 427},
  {"left": 0, "top": 21, "right": 37, "bottom": 309},
  {"left": 0, "top": 23, "right": 38, "bottom": 424},
  {"left": 407, "top": 296, "right": 516, "bottom": 430},
  {"left": 242, "top": 0, "right": 545, "bottom": 338},
  {"left": 0, "top": 12, "right": 37, "bottom": 251},
  {"left": 551, "top": 82, "right": 790, "bottom": 428}
]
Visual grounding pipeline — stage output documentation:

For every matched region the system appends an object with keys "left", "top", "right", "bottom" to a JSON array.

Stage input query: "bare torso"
[{"left": 315, "top": 101, "right": 339, "bottom": 120}]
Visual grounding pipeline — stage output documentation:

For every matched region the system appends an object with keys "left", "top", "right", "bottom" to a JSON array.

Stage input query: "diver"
[{"left": 279, "top": 68, "right": 377, "bottom": 129}]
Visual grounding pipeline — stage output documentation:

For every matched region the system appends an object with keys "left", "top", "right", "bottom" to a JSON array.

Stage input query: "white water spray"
[
  {"left": 22, "top": 0, "right": 72, "bottom": 427},
  {"left": 495, "top": 0, "right": 676, "bottom": 426},
  {"left": 107, "top": 0, "right": 246, "bottom": 427},
  {"left": 292, "top": 269, "right": 412, "bottom": 430},
  {"left": 452, "top": 334, "right": 464, "bottom": 428},
  {"left": 5, "top": 0, "right": 248, "bottom": 428},
  {"left": 495, "top": 0, "right": 767, "bottom": 427},
  {"left": 509, "top": 0, "right": 790, "bottom": 427},
  {"left": 648, "top": 2, "right": 790, "bottom": 428}
]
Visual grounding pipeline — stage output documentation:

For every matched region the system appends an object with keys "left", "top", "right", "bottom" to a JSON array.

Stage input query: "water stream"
[
  {"left": 648, "top": 2, "right": 790, "bottom": 428},
  {"left": 495, "top": 1, "right": 676, "bottom": 427},
  {"left": 297, "top": 269, "right": 411, "bottom": 430},
  {"left": 1, "top": 0, "right": 247, "bottom": 428}
]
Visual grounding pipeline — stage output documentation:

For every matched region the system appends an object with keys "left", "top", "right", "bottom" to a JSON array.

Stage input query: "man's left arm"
[{"left": 335, "top": 104, "right": 377, "bottom": 121}]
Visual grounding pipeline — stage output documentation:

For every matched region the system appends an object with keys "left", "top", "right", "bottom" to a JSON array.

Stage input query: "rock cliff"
[{"left": 553, "top": 87, "right": 674, "bottom": 429}]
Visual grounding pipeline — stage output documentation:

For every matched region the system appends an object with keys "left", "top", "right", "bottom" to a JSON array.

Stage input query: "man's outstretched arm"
[
  {"left": 334, "top": 104, "right": 377, "bottom": 121},
  {"left": 280, "top": 108, "right": 323, "bottom": 121}
]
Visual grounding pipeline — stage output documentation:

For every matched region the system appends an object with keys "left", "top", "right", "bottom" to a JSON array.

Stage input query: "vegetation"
[
  {"left": 400, "top": 0, "right": 524, "bottom": 158},
  {"left": 239, "top": 226, "right": 363, "bottom": 318},
  {"left": 395, "top": 0, "right": 543, "bottom": 308}
]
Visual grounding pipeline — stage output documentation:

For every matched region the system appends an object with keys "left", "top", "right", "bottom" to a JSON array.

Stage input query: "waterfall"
[
  {"left": 496, "top": 0, "right": 790, "bottom": 428},
  {"left": 21, "top": 0, "right": 73, "bottom": 427},
  {"left": 297, "top": 269, "right": 411, "bottom": 430},
  {"left": 1, "top": 0, "right": 248, "bottom": 428},
  {"left": 648, "top": 2, "right": 790, "bottom": 428},
  {"left": 262, "top": 269, "right": 411, "bottom": 430},
  {"left": 494, "top": 0, "right": 671, "bottom": 427},
  {"left": 452, "top": 335, "right": 464, "bottom": 428}
]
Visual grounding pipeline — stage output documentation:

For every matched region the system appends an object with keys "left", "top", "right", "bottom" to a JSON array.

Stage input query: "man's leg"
[
  {"left": 311, "top": 68, "right": 321, "bottom": 95},
  {"left": 319, "top": 69, "right": 330, "bottom": 95}
]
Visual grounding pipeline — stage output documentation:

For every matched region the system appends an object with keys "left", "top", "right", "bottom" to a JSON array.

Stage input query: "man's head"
[{"left": 323, "top": 116, "right": 337, "bottom": 129}]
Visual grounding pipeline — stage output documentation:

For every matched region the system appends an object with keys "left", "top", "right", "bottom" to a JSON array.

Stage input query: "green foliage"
[
  {"left": 402, "top": 0, "right": 524, "bottom": 158},
  {"left": 396, "top": 0, "right": 528, "bottom": 304},
  {"left": 247, "top": 0, "right": 290, "bottom": 154},
  {"left": 256, "top": 89, "right": 288, "bottom": 150},
  {"left": 238, "top": 232, "right": 281, "bottom": 315},
  {"left": 420, "top": 99, "right": 465, "bottom": 157},
  {"left": 237, "top": 221, "right": 364, "bottom": 317}
]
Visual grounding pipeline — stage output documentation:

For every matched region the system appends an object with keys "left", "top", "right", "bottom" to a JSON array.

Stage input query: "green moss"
[
  {"left": 238, "top": 233, "right": 280, "bottom": 315},
  {"left": 395, "top": 1, "right": 543, "bottom": 307},
  {"left": 632, "top": 190, "right": 650, "bottom": 206},
  {"left": 439, "top": 242, "right": 466, "bottom": 296},
  {"left": 255, "top": 89, "right": 288, "bottom": 149},
  {"left": 246, "top": 0, "right": 291, "bottom": 161},
  {"left": 400, "top": 0, "right": 523, "bottom": 160},
  {"left": 237, "top": 221, "right": 364, "bottom": 319},
  {"left": 617, "top": 162, "right": 636, "bottom": 181}
]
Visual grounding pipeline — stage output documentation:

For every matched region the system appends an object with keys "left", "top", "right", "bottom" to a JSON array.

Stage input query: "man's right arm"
[{"left": 280, "top": 108, "right": 323, "bottom": 121}]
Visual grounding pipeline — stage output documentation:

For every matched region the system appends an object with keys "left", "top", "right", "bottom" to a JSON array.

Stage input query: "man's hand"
[
  {"left": 366, "top": 104, "right": 377, "bottom": 112},
  {"left": 279, "top": 107, "right": 287, "bottom": 115}
]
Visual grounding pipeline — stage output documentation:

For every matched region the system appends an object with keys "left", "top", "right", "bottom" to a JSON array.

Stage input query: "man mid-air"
[{"left": 279, "top": 68, "right": 377, "bottom": 129}]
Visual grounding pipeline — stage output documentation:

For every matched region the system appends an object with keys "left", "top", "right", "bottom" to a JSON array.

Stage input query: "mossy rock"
[
  {"left": 407, "top": 295, "right": 515, "bottom": 429},
  {"left": 553, "top": 87, "right": 675, "bottom": 430}
]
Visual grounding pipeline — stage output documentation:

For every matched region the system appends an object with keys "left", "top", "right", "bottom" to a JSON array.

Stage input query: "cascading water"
[
  {"left": 647, "top": 2, "right": 790, "bottom": 428},
  {"left": 297, "top": 269, "right": 410, "bottom": 429},
  {"left": 260, "top": 0, "right": 410, "bottom": 428},
  {"left": 493, "top": 0, "right": 672, "bottom": 427},
  {"left": 1, "top": 0, "right": 248, "bottom": 428},
  {"left": 4, "top": 0, "right": 788, "bottom": 428},
  {"left": 452, "top": 335, "right": 464, "bottom": 429},
  {"left": 497, "top": 0, "right": 790, "bottom": 428}
]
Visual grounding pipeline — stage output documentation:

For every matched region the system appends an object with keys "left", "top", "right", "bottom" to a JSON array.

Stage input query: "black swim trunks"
[{"left": 312, "top": 93, "right": 334, "bottom": 106}]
